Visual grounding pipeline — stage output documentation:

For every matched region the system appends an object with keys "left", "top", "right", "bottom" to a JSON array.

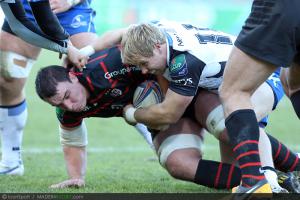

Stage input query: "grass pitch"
[{"left": 0, "top": 50, "right": 299, "bottom": 193}]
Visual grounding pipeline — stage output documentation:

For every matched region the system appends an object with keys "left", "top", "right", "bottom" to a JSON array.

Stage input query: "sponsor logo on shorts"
[{"left": 71, "top": 15, "right": 88, "bottom": 28}]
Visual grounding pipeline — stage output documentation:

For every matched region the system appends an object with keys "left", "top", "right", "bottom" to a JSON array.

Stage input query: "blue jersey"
[{"left": 22, "top": 0, "right": 95, "bottom": 35}]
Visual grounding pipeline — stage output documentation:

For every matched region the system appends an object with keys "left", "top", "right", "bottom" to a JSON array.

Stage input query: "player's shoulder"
[{"left": 87, "top": 46, "right": 121, "bottom": 64}]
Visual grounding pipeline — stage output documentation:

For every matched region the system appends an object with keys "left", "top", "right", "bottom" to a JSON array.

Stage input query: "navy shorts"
[
  {"left": 235, "top": 0, "right": 300, "bottom": 67},
  {"left": 2, "top": 0, "right": 96, "bottom": 35}
]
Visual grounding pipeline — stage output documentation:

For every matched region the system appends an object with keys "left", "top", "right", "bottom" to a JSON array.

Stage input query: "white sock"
[
  {"left": 263, "top": 169, "right": 281, "bottom": 189},
  {"left": 135, "top": 123, "right": 154, "bottom": 150},
  {"left": 0, "top": 100, "right": 27, "bottom": 166}
]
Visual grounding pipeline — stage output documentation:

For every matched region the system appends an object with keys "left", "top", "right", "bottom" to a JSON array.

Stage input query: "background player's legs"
[
  {"left": 0, "top": 25, "right": 96, "bottom": 175},
  {"left": 0, "top": 31, "right": 41, "bottom": 175}
]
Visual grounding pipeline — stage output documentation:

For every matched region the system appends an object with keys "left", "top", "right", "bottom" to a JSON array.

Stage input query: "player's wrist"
[
  {"left": 67, "top": 0, "right": 81, "bottom": 7},
  {"left": 125, "top": 107, "right": 137, "bottom": 124},
  {"left": 79, "top": 45, "right": 95, "bottom": 57}
]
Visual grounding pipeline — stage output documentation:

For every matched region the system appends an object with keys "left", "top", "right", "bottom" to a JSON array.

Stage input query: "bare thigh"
[
  {"left": 0, "top": 31, "right": 41, "bottom": 105},
  {"left": 219, "top": 47, "right": 277, "bottom": 117}
]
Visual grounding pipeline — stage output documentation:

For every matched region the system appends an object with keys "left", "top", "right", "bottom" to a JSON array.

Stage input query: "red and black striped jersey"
[{"left": 56, "top": 46, "right": 153, "bottom": 128}]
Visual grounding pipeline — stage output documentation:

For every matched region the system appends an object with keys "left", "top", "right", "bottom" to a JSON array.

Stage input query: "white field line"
[{"left": 22, "top": 144, "right": 300, "bottom": 154}]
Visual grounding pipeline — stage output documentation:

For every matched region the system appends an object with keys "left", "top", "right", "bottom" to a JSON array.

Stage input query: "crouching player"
[{"left": 35, "top": 46, "right": 157, "bottom": 188}]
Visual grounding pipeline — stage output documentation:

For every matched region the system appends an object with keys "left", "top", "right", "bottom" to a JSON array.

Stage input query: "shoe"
[
  {"left": 0, "top": 161, "right": 24, "bottom": 176},
  {"left": 278, "top": 171, "right": 300, "bottom": 193},
  {"left": 231, "top": 179, "right": 272, "bottom": 200},
  {"left": 271, "top": 186, "right": 289, "bottom": 193}
]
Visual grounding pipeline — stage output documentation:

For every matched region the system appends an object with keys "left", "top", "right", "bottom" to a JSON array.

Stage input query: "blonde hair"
[{"left": 121, "top": 23, "right": 165, "bottom": 66}]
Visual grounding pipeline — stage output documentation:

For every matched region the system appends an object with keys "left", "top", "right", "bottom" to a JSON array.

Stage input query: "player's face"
[
  {"left": 138, "top": 43, "right": 167, "bottom": 75},
  {"left": 45, "top": 75, "right": 89, "bottom": 112}
]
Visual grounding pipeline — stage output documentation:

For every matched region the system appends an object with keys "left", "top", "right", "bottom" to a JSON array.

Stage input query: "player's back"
[{"left": 153, "top": 20, "right": 236, "bottom": 65}]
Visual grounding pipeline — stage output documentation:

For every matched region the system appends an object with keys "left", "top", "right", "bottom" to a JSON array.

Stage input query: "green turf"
[{"left": 0, "top": 50, "right": 299, "bottom": 193}]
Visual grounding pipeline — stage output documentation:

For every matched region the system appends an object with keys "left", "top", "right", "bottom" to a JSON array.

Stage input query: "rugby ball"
[{"left": 133, "top": 80, "right": 164, "bottom": 108}]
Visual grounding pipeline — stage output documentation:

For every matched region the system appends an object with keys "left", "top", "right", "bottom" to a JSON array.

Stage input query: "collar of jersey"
[{"left": 164, "top": 32, "right": 173, "bottom": 68}]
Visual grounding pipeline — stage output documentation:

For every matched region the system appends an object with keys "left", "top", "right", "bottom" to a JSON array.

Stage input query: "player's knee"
[
  {"left": 206, "top": 105, "right": 226, "bottom": 139},
  {"left": 157, "top": 134, "right": 203, "bottom": 169},
  {"left": 164, "top": 148, "right": 202, "bottom": 180},
  {"left": 60, "top": 122, "right": 88, "bottom": 147},
  {"left": 0, "top": 50, "right": 35, "bottom": 79},
  {"left": 165, "top": 152, "right": 184, "bottom": 179}
]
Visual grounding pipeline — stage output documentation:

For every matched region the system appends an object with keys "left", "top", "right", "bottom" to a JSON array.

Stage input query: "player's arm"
[
  {"left": 50, "top": 123, "right": 87, "bottom": 188},
  {"left": 0, "top": 0, "right": 71, "bottom": 54},
  {"left": 79, "top": 28, "right": 128, "bottom": 57},
  {"left": 125, "top": 89, "right": 193, "bottom": 129},
  {"left": 124, "top": 53, "right": 202, "bottom": 129},
  {"left": 49, "top": 0, "right": 83, "bottom": 14}
]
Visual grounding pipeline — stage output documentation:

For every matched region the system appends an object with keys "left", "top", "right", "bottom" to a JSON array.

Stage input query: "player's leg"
[
  {"left": 219, "top": 47, "right": 276, "bottom": 189},
  {"left": 219, "top": 0, "right": 300, "bottom": 192},
  {"left": 0, "top": 28, "right": 41, "bottom": 175},
  {"left": 195, "top": 87, "right": 298, "bottom": 192},
  {"left": 134, "top": 123, "right": 154, "bottom": 149},
  {"left": 285, "top": 61, "right": 300, "bottom": 119},
  {"left": 153, "top": 117, "right": 241, "bottom": 189},
  {"left": 195, "top": 87, "right": 281, "bottom": 192}
]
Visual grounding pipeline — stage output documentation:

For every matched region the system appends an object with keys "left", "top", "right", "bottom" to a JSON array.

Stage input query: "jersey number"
[
  {"left": 195, "top": 33, "right": 232, "bottom": 45},
  {"left": 182, "top": 24, "right": 232, "bottom": 45}
]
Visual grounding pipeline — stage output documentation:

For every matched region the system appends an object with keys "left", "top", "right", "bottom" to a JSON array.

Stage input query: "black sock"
[
  {"left": 194, "top": 159, "right": 241, "bottom": 189},
  {"left": 225, "top": 109, "right": 264, "bottom": 187},
  {"left": 291, "top": 91, "right": 300, "bottom": 119},
  {"left": 267, "top": 133, "right": 300, "bottom": 172}
]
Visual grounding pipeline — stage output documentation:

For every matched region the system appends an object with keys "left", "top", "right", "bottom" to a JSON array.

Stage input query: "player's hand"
[
  {"left": 49, "top": 0, "right": 74, "bottom": 14},
  {"left": 123, "top": 104, "right": 137, "bottom": 126},
  {"left": 67, "top": 41, "right": 88, "bottom": 70},
  {"left": 50, "top": 179, "right": 85, "bottom": 189}
]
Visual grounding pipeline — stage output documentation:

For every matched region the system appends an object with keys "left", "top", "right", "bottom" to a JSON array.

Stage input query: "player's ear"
[{"left": 154, "top": 43, "right": 161, "bottom": 49}]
